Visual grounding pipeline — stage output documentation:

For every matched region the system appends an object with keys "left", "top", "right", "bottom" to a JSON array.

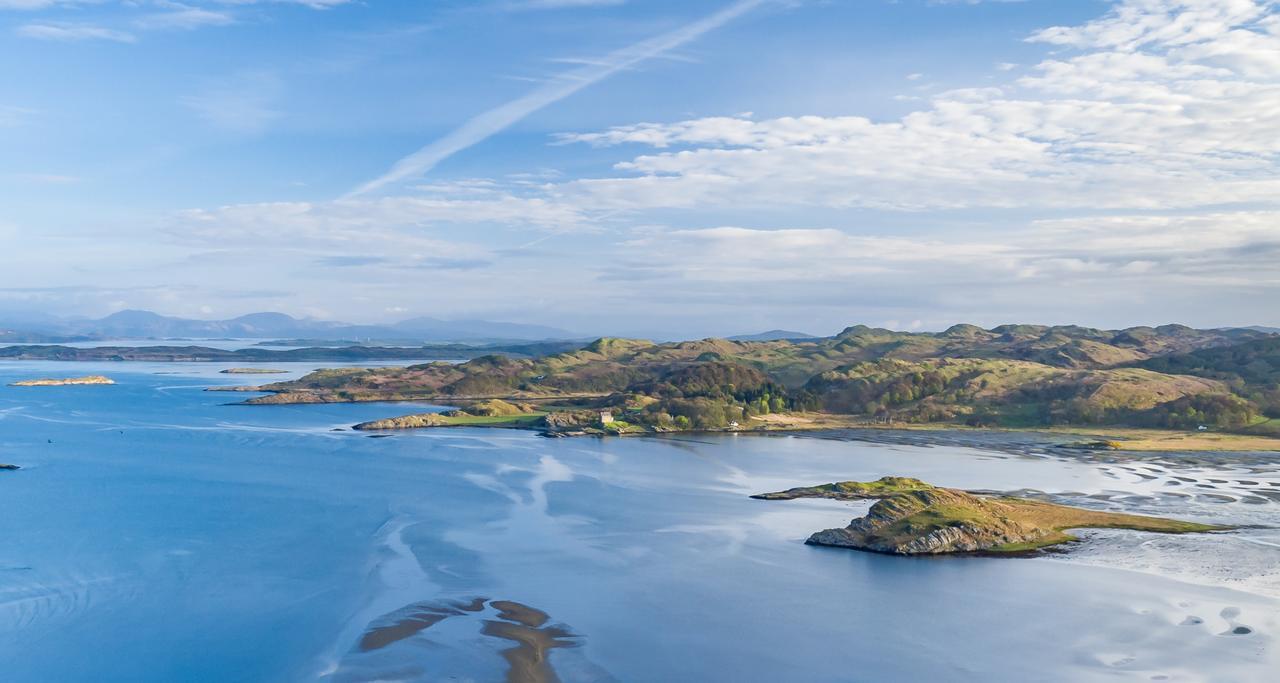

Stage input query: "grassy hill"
[
  {"left": 801, "top": 359, "right": 1230, "bottom": 427},
  {"left": 244, "top": 324, "right": 1278, "bottom": 436}
]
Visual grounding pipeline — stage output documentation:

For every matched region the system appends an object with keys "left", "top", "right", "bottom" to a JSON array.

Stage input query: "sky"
[{"left": 1, "top": 0, "right": 1278, "bottom": 338}]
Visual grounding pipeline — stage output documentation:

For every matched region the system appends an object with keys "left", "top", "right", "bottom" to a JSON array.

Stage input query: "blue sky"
[{"left": 2, "top": 0, "right": 1277, "bottom": 337}]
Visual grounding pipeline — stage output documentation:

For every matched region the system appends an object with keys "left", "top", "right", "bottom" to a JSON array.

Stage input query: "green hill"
[{"left": 241, "top": 324, "right": 1277, "bottom": 436}]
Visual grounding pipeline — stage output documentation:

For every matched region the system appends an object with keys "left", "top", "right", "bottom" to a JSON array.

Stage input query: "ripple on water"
[{"left": 0, "top": 571, "right": 137, "bottom": 635}]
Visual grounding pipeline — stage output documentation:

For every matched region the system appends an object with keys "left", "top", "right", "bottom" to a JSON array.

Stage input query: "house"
[{"left": 599, "top": 411, "right": 615, "bottom": 425}]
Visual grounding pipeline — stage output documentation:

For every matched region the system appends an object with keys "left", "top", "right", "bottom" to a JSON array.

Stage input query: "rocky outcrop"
[
  {"left": 9, "top": 375, "right": 114, "bottom": 387},
  {"left": 353, "top": 413, "right": 449, "bottom": 430},
  {"left": 542, "top": 410, "right": 601, "bottom": 432},
  {"left": 757, "top": 476, "right": 1222, "bottom": 555},
  {"left": 806, "top": 488, "right": 1054, "bottom": 554},
  {"left": 243, "top": 391, "right": 327, "bottom": 404}
]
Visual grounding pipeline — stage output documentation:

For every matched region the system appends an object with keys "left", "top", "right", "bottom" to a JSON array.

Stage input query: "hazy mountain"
[
  {"left": 727, "top": 329, "right": 818, "bottom": 341},
  {"left": 390, "top": 317, "right": 582, "bottom": 341},
  {"left": 0, "top": 310, "right": 581, "bottom": 343}
]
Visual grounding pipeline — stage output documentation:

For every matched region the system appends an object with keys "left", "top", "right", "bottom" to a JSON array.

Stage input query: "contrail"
[{"left": 346, "top": 0, "right": 767, "bottom": 198}]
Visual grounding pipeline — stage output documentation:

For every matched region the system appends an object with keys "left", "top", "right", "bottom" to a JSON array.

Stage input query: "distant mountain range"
[{"left": 0, "top": 310, "right": 582, "bottom": 343}]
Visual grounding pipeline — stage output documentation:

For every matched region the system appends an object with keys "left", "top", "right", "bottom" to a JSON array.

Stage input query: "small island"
[
  {"left": 9, "top": 375, "right": 115, "bottom": 387},
  {"left": 219, "top": 368, "right": 289, "bottom": 374},
  {"left": 754, "top": 477, "right": 1224, "bottom": 555}
]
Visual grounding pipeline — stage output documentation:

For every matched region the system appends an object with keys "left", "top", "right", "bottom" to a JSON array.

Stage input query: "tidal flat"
[{"left": 1, "top": 361, "right": 1277, "bottom": 682}]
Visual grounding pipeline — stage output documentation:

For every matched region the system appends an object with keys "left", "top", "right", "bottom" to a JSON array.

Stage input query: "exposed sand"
[
  {"left": 353, "top": 597, "right": 579, "bottom": 683},
  {"left": 1047, "top": 529, "right": 1280, "bottom": 600},
  {"left": 357, "top": 597, "right": 487, "bottom": 652},
  {"left": 490, "top": 600, "right": 551, "bottom": 628},
  {"left": 482, "top": 603, "right": 578, "bottom": 683}
]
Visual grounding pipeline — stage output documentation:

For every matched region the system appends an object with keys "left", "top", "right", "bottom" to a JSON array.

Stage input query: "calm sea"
[{"left": 1, "top": 361, "right": 1276, "bottom": 682}]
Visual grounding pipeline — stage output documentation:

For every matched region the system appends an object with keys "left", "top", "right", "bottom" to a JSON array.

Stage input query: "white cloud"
[
  {"left": 616, "top": 210, "right": 1280, "bottom": 299},
  {"left": 167, "top": 193, "right": 587, "bottom": 248},
  {"left": 552, "top": 0, "right": 1280, "bottom": 213}
]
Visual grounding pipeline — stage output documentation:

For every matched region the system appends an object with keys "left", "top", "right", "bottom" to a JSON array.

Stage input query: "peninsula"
[
  {"left": 753, "top": 477, "right": 1223, "bottom": 554},
  {"left": 231, "top": 324, "right": 1280, "bottom": 448},
  {"left": 9, "top": 375, "right": 115, "bottom": 387},
  {"left": 219, "top": 368, "right": 288, "bottom": 374}
]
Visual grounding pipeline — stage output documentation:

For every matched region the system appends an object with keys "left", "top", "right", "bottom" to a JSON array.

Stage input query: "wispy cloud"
[
  {"left": 11, "top": 172, "right": 81, "bottom": 183},
  {"left": 180, "top": 71, "right": 282, "bottom": 133},
  {"left": 0, "top": 0, "right": 60, "bottom": 9},
  {"left": 0, "top": 104, "right": 34, "bottom": 126},
  {"left": 17, "top": 22, "right": 136, "bottom": 42},
  {"left": 6, "top": 0, "right": 347, "bottom": 42},
  {"left": 347, "top": 0, "right": 769, "bottom": 197},
  {"left": 185, "top": 0, "right": 353, "bottom": 8},
  {"left": 135, "top": 8, "right": 235, "bottom": 31},
  {"left": 503, "top": 0, "right": 627, "bottom": 9}
]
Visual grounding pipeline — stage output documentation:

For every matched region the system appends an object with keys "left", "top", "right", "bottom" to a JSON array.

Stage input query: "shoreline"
[
  {"left": 1041, "top": 530, "right": 1280, "bottom": 602},
  {"left": 338, "top": 413, "right": 1280, "bottom": 452},
  {"left": 217, "top": 383, "right": 1280, "bottom": 452}
]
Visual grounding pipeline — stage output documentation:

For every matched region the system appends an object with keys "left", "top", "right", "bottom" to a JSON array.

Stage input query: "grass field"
[
  {"left": 420, "top": 412, "right": 547, "bottom": 427},
  {"left": 747, "top": 413, "right": 1280, "bottom": 451},
  {"left": 1043, "top": 425, "right": 1280, "bottom": 451}
]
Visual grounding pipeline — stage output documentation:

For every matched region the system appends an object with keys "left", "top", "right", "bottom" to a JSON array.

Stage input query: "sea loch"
[{"left": 2, "top": 362, "right": 1277, "bottom": 682}]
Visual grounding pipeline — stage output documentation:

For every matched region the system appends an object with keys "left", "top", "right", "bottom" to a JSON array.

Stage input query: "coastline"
[
  {"left": 217, "top": 380, "right": 1280, "bottom": 451},
  {"left": 333, "top": 408, "right": 1280, "bottom": 452}
]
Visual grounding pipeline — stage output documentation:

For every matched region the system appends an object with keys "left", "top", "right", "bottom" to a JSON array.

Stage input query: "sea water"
[{"left": 1, "top": 361, "right": 1277, "bottom": 682}]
